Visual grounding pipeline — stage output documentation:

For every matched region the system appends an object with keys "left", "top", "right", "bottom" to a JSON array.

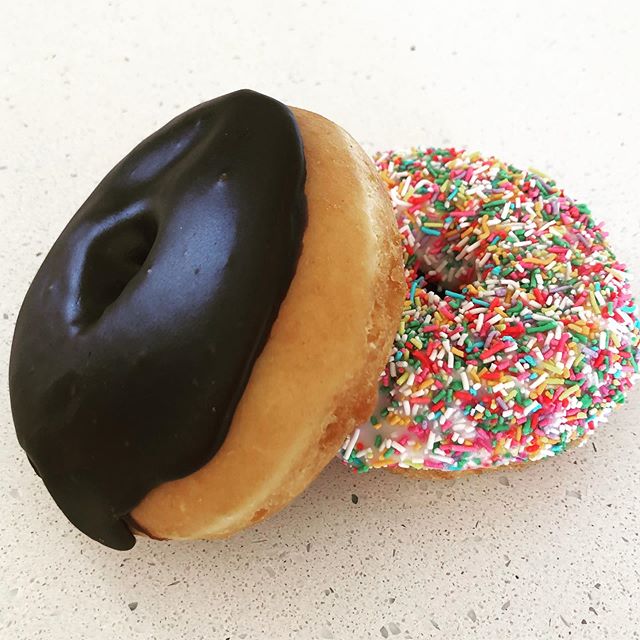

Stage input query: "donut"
[
  {"left": 340, "top": 147, "right": 640, "bottom": 475},
  {"left": 9, "top": 90, "right": 405, "bottom": 548}
]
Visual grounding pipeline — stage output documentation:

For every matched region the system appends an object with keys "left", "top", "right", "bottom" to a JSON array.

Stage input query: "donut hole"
[
  {"left": 419, "top": 269, "right": 452, "bottom": 297},
  {"left": 414, "top": 238, "right": 479, "bottom": 298},
  {"left": 75, "top": 211, "right": 158, "bottom": 327},
  {"left": 415, "top": 262, "right": 467, "bottom": 298}
]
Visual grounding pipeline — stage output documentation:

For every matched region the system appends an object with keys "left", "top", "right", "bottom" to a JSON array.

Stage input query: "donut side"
[{"left": 129, "top": 108, "right": 405, "bottom": 540}]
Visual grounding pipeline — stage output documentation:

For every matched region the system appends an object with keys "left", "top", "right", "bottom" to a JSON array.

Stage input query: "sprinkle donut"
[{"left": 341, "top": 147, "right": 640, "bottom": 474}]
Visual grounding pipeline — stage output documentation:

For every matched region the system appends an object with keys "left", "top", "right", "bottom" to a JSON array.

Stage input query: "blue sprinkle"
[
  {"left": 528, "top": 402, "right": 542, "bottom": 414},
  {"left": 410, "top": 281, "right": 418, "bottom": 302},
  {"left": 472, "top": 298, "right": 490, "bottom": 307},
  {"left": 421, "top": 227, "right": 442, "bottom": 236},
  {"left": 446, "top": 290, "right": 465, "bottom": 300}
]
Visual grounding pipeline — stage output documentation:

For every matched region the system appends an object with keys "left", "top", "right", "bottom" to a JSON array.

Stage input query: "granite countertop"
[{"left": 2, "top": 1, "right": 639, "bottom": 638}]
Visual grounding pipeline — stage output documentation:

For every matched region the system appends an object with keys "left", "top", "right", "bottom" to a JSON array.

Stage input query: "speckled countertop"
[{"left": 2, "top": 2, "right": 640, "bottom": 639}]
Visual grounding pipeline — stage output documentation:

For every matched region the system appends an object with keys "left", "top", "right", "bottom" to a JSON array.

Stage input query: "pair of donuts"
[{"left": 9, "top": 90, "right": 639, "bottom": 549}]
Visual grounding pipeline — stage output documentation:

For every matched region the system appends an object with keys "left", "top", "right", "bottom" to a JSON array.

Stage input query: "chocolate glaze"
[{"left": 9, "top": 89, "right": 307, "bottom": 550}]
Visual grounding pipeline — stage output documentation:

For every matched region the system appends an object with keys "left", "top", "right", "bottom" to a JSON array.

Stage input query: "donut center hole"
[
  {"left": 415, "top": 262, "right": 465, "bottom": 298},
  {"left": 75, "top": 211, "right": 158, "bottom": 327}
]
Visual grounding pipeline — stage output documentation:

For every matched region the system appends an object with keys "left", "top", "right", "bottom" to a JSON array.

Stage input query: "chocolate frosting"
[{"left": 9, "top": 89, "right": 307, "bottom": 550}]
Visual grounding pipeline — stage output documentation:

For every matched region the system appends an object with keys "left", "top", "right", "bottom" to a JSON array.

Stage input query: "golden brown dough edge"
[{"left": 129, "top": 107, "right": 406, "bottom": 540}]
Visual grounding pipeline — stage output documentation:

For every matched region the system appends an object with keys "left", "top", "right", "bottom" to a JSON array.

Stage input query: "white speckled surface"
[{"left": 2, "top": 1, "right": 640, "bottom": 638}]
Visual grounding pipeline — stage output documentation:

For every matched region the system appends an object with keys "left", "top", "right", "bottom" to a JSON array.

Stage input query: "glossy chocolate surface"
[{"left": 9, "top": 90, "right": 307, "bottom": 549}]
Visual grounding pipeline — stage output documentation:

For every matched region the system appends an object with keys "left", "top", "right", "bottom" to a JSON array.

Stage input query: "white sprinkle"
[
  {"left": 391, "top": 441, "right": 406, "bottom": 453},
  {"left": 600, "top": 332, "right": 607, "bottom": 350},
  {"left": 531, "top": 373, "right": 548, "bottom": 389},
  {"left": 342, "top": 428, "right": 360, "bottom": 461},
  {"left": 428, "top": 453, "right": 455, "bottom": 465}
]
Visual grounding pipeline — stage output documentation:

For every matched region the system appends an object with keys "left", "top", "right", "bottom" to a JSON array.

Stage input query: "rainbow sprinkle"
[{"left": 340, "top": 148, "right": 640, "bottom": 473}]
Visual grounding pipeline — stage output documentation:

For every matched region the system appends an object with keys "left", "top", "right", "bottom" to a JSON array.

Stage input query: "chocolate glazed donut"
[{"left": 9, "top": 90, "right": 307, "bottom": 550}]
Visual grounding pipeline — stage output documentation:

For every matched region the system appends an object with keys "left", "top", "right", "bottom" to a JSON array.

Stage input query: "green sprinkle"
[{"left": 526, "top": 321, "right": 558, "bottom": 334}]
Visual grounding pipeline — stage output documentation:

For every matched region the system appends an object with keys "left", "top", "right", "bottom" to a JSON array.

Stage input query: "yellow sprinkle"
[
  {"left": 568, "top": 323, "right": 589, "bottom": 335},
  {"left": 526, "top": 257, "right": 554, "bottom": 266},
  {"left": 559, "top": 385, "right": 581, "bottom": 401},
  {"left": 516, "top": 426, "right": 522, "bottom": 442},
  {"left": 396, "top": 371, "right": 410, "bottom": 386},
  {"left": 410, "top": 337, "right": 423, "bottom": 349},
  {"left": 529, "top": 166, "right": 552, "bottom": 180},
  {"left": 540, "top": 360, "right": 563, "bottom": 375},
  {"left": 462, "top": 225, "right": 475, "bottom": 239},
  {"left": 505, "top": 389, "right": 518, "bottom": 402},
  {"left": 451, "top": 347, "right": 465, "bottom": 357}
]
